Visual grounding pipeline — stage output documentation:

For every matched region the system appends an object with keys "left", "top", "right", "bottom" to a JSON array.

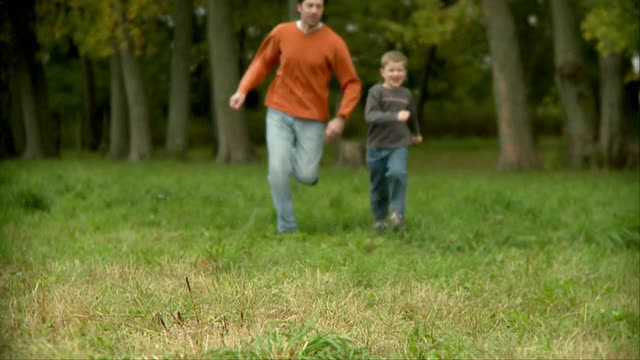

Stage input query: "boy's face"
[
  {"left": 381, "top": 61, "right": 406, "bottom": 89},
  {"left": 298, "top": 0, "right": 324, "bottom": 28}
]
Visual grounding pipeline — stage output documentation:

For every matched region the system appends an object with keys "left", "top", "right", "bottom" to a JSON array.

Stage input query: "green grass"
[{"left": 1, "top": 139, "right": 638, "bottom": 358}]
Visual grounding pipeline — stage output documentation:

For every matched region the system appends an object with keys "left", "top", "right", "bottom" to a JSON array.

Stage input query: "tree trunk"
[
  {"left": 166, "top": 0, "right": 193, "bottom": 159},
  {"left": 288, "top": 0, "right": 298, "bottom": 21},
  {"left": 207, "top": 0, "right": 252, "bottom": 163},
  {"left": 115, "top": 0, "right": 152, "bottom": 161},
  {"left": 416, "top": 45, "right": 437, "bottom": 131},
  {"left": 81, "top": 55, "right": 100, "bottom": 150},
  {"left": 598, "top": 51, "right": 626, "bottom": 168},
  {"left": 33, "top": 60, "right": 58, "bottom": 157},
  {"left": 550, "top": 0, "right": 597, "bottom": 168},
  {"left": 481, "top": 0, "right": 539, "bottom": 170},
  {"left": 109, "top": 47, "right": 129, "bottom": 159},
  {"left": 337, "top": 139, "right": 364, "bottom": 167},
  {"left": 16, "top": 55, "right": 43, "bottom": 159},
  {"left": 8, "top": 0, "right": 57, "bottom": 158},
  {"left": 9, "top": 70, "right": 25, "bottom": 155}
]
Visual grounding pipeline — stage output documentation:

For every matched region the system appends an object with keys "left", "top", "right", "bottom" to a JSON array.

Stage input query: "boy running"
[{"left": 364, "top": 50, "right": 422, "bottom": 231}]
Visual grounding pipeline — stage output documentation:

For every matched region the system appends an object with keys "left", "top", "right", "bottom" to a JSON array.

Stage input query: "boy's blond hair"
[{"left": 380, "top": 50, "right": 408, "bottom": 68}]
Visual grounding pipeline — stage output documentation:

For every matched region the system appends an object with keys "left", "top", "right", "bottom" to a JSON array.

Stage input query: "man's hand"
[
  {"left": 325, "top": 116, "right": 345, "bottom": 143},
  {"left": 229, "top": 92, "right": 246, "bottom": 110},
  {"left": 397, "top": 110, "right": 410, "bottom": 122},
  {"left": 411, "top": 135, "right": 423, "bottom": 145}
]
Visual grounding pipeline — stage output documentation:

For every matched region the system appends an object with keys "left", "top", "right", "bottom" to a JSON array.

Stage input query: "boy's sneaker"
[
  {"left": 390, "top": 211, "right": 406, "bottom": 230},
  {"left": 373, "top": 219, "right": 387, "bottom": 232}
]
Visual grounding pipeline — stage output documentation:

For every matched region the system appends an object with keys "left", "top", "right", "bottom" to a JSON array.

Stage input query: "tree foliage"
[
  {"left": 2, "top": 0, "right": 637, "bottom": 165},
  {"left": 35, "top": 0, "right": 172, "bottom": 59},
  {"left": 581, "top": 0, "right": 640, "bottom": 56},
  {"left": 381, "top": 0, "right": 479, "bottom": 49}
]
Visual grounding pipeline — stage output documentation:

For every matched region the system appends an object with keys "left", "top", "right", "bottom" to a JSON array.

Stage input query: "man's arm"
[
  {"left": 332, "top": 37, "right": 361, "bottom": 121},
  {"left": 325, "top": 37, "right": 361, "bottom": 143},
  {"left": 229, "top": 26, "right": 281, "bottom": 110}
]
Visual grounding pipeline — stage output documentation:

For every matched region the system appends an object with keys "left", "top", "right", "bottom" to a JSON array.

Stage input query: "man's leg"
[
  {"left": 387, "top": 147, "right": 409, "bottom": 216},
  {"left": 291, "top": 118, "right": 326, "bottom": 185},
  {"left": 266, "top": 109, "right": 297, "bottom": 233},
  {"left": 366, "top": 148, "right": 390, "bottom": 222}
]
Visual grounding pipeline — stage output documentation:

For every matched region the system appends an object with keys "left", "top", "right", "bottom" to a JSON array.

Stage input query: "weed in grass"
[
  {"left": 13, "top": 188, "right": 51, "bottom": 212},
  {"left": 204, "top": 321, "right": 369, "bottom": 359},
  {"left": 405, "top": 321, "right": 467, "bottom": 359}
]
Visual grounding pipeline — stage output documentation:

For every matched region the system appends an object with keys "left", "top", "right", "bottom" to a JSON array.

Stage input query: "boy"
[{"left": 364, "top": 51, "right": 422, "bottom": 231}]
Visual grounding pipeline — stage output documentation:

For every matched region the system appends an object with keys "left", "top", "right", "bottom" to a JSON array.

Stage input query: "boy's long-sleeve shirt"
[
  {"left": 365, "top": 84, "right": 421, "bottom": 148},
  {"left": 237, "top": 22, "right": 361, "bottom": 122}
]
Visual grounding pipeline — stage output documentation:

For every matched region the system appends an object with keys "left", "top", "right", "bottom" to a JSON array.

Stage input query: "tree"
[
  {"left": 8, "top": 73, "right": 25, "bottom": 156},
  {"left": 582, "top": 0, "right": 640, "bottom": 168},
  {"left": 597, "top": 52, "right": 625, "bottom": 167},
  {"left": 15, "top": 51, "right": 43, "bottom": 159},
  {"left": 35, "top": 0, "right": 110, "bottom": 154},
  {"left": 481, "top": 0, "right": 539, "bottom": 170},
  {"left": 550, "top": 0, "right": 597, "bottom": 168},
  {"left": 6, "top": 0, "right": 58, "bottom": 158},
  {"left": 80, "top": 54, "right": 101, "bottom": 150},
  {"left": 207, "top": 0, "right": 252, "bottom": 163},
  {"left": 166, "top": 0, "right": 193, "bottom": 158},
  {"left": 378, "top": 0, "right": 466, "bottom": 129},
  {"left": 109, "top": 45, "right": 129, "bottom": 159},
  {"left": 115, "top": 0, "right": 153, "bottom": 161},
  {"left": 288, "top": 0, "right": 297, "bottom": 21}
]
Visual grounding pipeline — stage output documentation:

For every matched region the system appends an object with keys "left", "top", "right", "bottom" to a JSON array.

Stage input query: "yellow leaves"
[
  {"left": 35, "top": 0, "right": 73, "bottom": 47},
  {"left": 581, "top": 0, "right": 640, "bottom": 56},
  {"left": 34, "top": 0, "right": 170, "bottom": 60},
  {"left": 118, "top": 0, "right": 170, "bottom": 58},
  {"left": 382, "top": 0, "right": 480, "bottom": 50},
  {"left": 127, "top": 0, "right": 162, "bottom": 22}
]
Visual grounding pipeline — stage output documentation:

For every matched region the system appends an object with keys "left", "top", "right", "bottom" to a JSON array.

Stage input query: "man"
[{"left": 229, "top": 0, "right": 361, "bottom": 233}]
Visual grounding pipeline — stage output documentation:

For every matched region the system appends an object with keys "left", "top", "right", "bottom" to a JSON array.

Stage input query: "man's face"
[{"left": 298, "top": 0, "right": 324, "bottom": 28}]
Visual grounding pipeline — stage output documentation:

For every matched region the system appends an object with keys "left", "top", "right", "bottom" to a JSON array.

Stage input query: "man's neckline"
[{"left": 296, "top": 20, "right": 324, "bottom": 35}]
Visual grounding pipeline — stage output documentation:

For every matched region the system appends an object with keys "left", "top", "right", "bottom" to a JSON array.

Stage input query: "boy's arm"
[{"left": 365, "top": 87, "right": 399, "bottom": 124}]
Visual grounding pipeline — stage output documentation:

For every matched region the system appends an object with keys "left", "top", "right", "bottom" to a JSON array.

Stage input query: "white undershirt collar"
[{"left": 296, "top": 20, "right": 324, "bottom": 34}]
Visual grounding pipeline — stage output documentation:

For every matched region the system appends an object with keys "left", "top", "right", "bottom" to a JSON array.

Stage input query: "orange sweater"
[{"left": 238, "top": 22, "right": 361, "bottom": 121}]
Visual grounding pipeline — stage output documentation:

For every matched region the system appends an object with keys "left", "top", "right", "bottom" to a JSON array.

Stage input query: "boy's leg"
[
  {"left": 366, "top": 148, "right": 390, "bottom": 221},
  {"left": 387, "top": 147, "right": 409, "bottom": 216},
  {"left": 266, "top": 109, "right": 297, "bottom": 233},
  {"left": 291, "top": 118, "right": 326, "bottom": 185}
]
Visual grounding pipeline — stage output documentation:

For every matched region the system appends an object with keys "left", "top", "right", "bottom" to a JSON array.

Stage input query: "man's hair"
[
  {"left": 297, "top": 0, "right": 327, "bottom": 5},
  {"left": 380, "top": 50, "right": 408, "bottom": 68}
]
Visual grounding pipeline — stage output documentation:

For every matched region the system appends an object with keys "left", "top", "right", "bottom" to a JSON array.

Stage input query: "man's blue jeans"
[
  {"left": 366, "top": 146, "right": 409, "bottom": 221},
  {"left": 266, "top": 108, "right": 326, "bottom": 233}
]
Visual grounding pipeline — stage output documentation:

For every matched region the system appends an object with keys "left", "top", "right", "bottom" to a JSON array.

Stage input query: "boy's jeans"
[
  {"left": 266, "top": 108, "right": 326, "bottom": 233},
  {"left": 366, "top": 146, "right": 409, "bottom": 221}
]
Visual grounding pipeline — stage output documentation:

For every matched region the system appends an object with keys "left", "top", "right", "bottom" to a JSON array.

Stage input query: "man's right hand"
[{"left": 229, "top": 92, "right": 246, "bottom": 110}]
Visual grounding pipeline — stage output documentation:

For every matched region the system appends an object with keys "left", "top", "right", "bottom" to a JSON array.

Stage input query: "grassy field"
[{"left": 1, "top": 139, "right": 638, "bottom": 358}]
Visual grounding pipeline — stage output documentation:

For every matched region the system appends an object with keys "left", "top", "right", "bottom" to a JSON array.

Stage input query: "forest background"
[
  {"left": 1, "top": 0, "right": 639, "bottom": 170},
  {"left": 1, "top": 1, "right": 639, "bottom": 357}
]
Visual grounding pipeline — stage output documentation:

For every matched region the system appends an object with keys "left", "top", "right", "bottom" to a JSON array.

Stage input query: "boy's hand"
[
  {"left": 397, "top": 110, "right": 410, "bottom": 122},
  {"left": 411, "top": 135, "right": 423, "bottom": 145},
  {"left": 325, "top": 116, "right": 345, "bottom": 143}
]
